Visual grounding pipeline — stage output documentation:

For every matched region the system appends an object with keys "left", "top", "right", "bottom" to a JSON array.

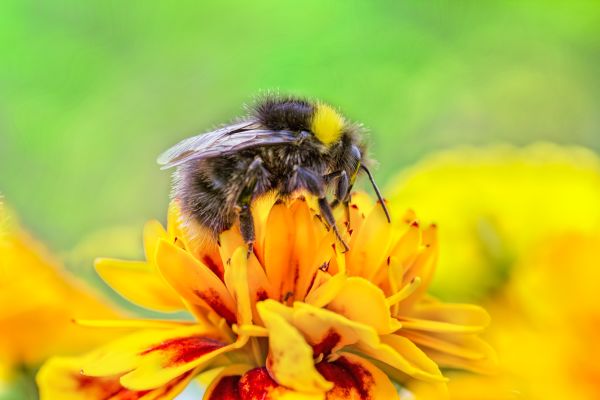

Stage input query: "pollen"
[{"left": 311, "top": 103, "right": 344, "bottom": 146}]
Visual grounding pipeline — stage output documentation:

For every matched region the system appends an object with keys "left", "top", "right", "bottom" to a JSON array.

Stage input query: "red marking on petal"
[
  {"left": 73, "top": 374, "right": 151, "bottom": 399},
  {"left": 203, "top": 255, "right": 224, "bottom": 281},
  {"left": 316, "top": 357, "right": 374, "bottom": 400},
  {"left": 238, "top": 368, "right": 277, "bottom": 400},
  {"left": 193, "top": 288, "right": 237, "bottom": 324},
  {"left": 256, "top": 289, "right": 269, "bottom": 302},
  {"left": 303, "top": 270, "right": 319, "bottom": 301},
  {"left": 312, "top": 329, "right": 341, "bottom": 357},
  {"left": 140, "top": 335, "right": 225, "bottom": 366},
  {"left": 208, "top": 376, "right": 242, "bottom": 400}
]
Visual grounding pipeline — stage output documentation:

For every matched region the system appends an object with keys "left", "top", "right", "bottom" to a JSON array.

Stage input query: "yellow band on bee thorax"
[{"left": 310, "top": 103, "right": 344, "bottom": 145}]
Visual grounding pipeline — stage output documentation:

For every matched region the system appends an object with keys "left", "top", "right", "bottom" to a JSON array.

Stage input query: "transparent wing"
[{"left": 157, "top": 119, "right": 298, "bottom": 169}]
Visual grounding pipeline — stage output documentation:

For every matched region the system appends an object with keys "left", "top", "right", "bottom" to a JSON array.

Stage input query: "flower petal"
[
  {"left": 166, "top": 201, "right": 189, "bottom": 244},
  {"left": 95, "top": 258, "right": 184, "bottom": 312},
  {"left": 218, "top": 227, "right": 245, "bottom": 267},
  {"left": 421, "top": 346, "right": 498, "bottom": 375},
  {"left": 346, "top": 192, "right": 375, "bottom": 240},
  {"left": 203, "top": 364, "right": 253, "bottom": 400},
  {"left": 143, "top": 220, "right": 167, "bottom": 262},
  {"left": 238, "top": 368, "right": 324, "bottom": 400},
  {"left": 156, "top": 239, "right": 237, "bottom": 324},
  {"left": 317, "top": 353, "right": 399, "bottom": 400},
  {"left": 380, "top": 334, "right": 445, "bottom": 380},
  {"left": 81, "top": 325, "right": 220, "bottom": 378},
  {"left": 396, "top": 225, "right": 439, "bottom": 312},
  {"left": 327, "top": 277, "right": 401, "bottom": 334},
  {"left": 353, "top": 334, "right": 446, "bottom": 383},
  {"left": 206, "top": 375, "right": 242, "bottom": 400},
  {"left": 291, "top": 302, "right": 381, "bottom": 356},
  {"left": 263, "top": 203, "right": 295, "bottom": 301},
  {"left": 402, "top": 303, "right": 491, "bottom": 333},
  {"left": 250, "top": 192, "right": 279, "bottom": 265},
  {"left": 387, "top": 222, "right": 421, "bottom": 298},
  {"left": 37, "top": 356, "right": 193, "bottom": 400},
  {"left": 257, "top": 300, "right": 333, "bottom": 393},
  {"left": 246, "top": 254, "right": 275, "bottom": 324},
  {"left": 399, "top": 330, "right": 494, "bottom": 361},
  {"left": 345, "top": 200, "right": 392, "bottom": 279},
  {"left": 120, "top": 337, "right": 240, "bottom": 391},
  {"left": 290, "top": 200, "right": 320, "bottom": 302},
  {"left": 224, "top": 247, "right": 253, "bottom": 326},
  {"left": 304, "top": 272, "right": 347, "bottom": 309},
  {"left": 75, "top": 318, "right": 193, "bottom": 330}
]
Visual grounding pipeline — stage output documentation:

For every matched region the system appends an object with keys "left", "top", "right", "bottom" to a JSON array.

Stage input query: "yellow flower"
[
  {"left": 413, "top": 233, "right": 600, "bottom": 400},
  {"left": 37, "top": 193, "right": 495, "bottom": 399},
  {"left": 490, "top": 233, "right": 600, "bottom": 400},
  {"left": 387, "top": 144, "right": 600, "bottom": 399},
  {"left": 0, "top": 203, "right": 119, "bottom": 372},
  {"left": 387, "top": 143, "right": 600, "bottom": 301}
]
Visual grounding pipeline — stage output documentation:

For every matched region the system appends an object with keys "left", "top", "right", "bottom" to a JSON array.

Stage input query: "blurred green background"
[{"left": 1, "top": 0, "right": 600, "bottom": 253}]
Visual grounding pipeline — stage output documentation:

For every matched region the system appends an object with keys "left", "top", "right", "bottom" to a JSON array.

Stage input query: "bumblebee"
[{"left": 157, "top": 95, "right": 389, "bottom": 252}]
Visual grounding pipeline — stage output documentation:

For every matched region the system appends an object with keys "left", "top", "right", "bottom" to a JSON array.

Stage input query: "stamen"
[
  {"left": 234, "top": 324, "right": 269, "bottom": 337},
  {"left": 386, "top": 277, "right": 422, "bottom": 307}
]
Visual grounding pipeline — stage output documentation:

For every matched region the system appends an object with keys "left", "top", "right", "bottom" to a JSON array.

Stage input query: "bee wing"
[{"left": 157, "top": 119, "right": 298, "bottom": 169}]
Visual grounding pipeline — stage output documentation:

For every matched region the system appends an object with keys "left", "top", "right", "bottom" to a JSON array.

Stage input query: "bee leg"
[
  {"left": 237, "top": 157, "right": 267, "bottom": 257},
  {"left": 238, "top": 200, "right": 255, "bottom": 258},
  {"left": 318, "top": 197, "right": 350, "bottom": 252},
  {"left": 332, "top": 170, "right": 350, "bottom": 208},
  {"left": 297, "top": 167, "right": 350, "bottom": 252},
  {"left": 323, "top": 170, "right": 349, "bottom": 210}
]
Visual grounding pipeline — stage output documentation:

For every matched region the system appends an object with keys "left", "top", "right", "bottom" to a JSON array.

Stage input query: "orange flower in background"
[
  {"left": 0, "top": 201, "right": 119, "bottom": 395},
  {"left": 37, "top": 193, "right": 495, "bottom": 399}
]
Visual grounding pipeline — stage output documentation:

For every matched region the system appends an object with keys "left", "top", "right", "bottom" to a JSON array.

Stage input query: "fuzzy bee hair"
[{"left": 158, "top": 94, "right": 389, "bottom": 252}]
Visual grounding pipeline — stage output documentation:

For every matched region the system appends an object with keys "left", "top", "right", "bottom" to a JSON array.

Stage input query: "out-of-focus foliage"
[{"left": 1, "top": 1, "right": 600, "bottom": 251}]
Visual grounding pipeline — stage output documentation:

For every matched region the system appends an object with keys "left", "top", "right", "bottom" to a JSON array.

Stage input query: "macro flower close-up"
[
  {"left": 36, "top": 194, "right": 495, "bottom": 399},
  {"left": 3, "top": 2, "right": 600, "bottom": 399}
]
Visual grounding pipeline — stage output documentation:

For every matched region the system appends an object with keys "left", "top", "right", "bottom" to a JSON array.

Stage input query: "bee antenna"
[{"left": 360, "top": 164, "right": 391, "bottom": 223}]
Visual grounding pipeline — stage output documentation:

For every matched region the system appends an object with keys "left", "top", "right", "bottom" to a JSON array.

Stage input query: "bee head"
[{"left": 310, "top": 102, "right": 345, "bottom": 146}]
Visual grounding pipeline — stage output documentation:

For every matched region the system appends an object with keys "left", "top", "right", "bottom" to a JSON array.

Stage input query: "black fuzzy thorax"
[
  {"left": 175, "top": 142, "right": 327, "bottom": 234},
  {"left": 253, "top": 96, "right": 314, "bottom": 132},
  {"left": 174, "top": 96, "right": 368, "bottom": 237}
]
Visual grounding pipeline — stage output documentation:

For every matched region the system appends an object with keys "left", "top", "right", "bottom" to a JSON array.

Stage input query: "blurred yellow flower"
[
  {"left": 0, "top": 204, "right": 119, "bottom": 366},
  {"left": 0, "top": 202, "right": 119, "bottom": 392},
  {"left": 417, "top": 233, "right": 600, "bottom": 400},
  {"left": 37, "top": 194, "right": 495, "bottom": 399},
  {"left": 388, "top": 144, "right": 600, "bottom": 399},
  {"left": 387, "top": 143, "right": 600, "bottom": 301},
  {"left": 490, "top": 233, "right": 600, "bottom": 400}
]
